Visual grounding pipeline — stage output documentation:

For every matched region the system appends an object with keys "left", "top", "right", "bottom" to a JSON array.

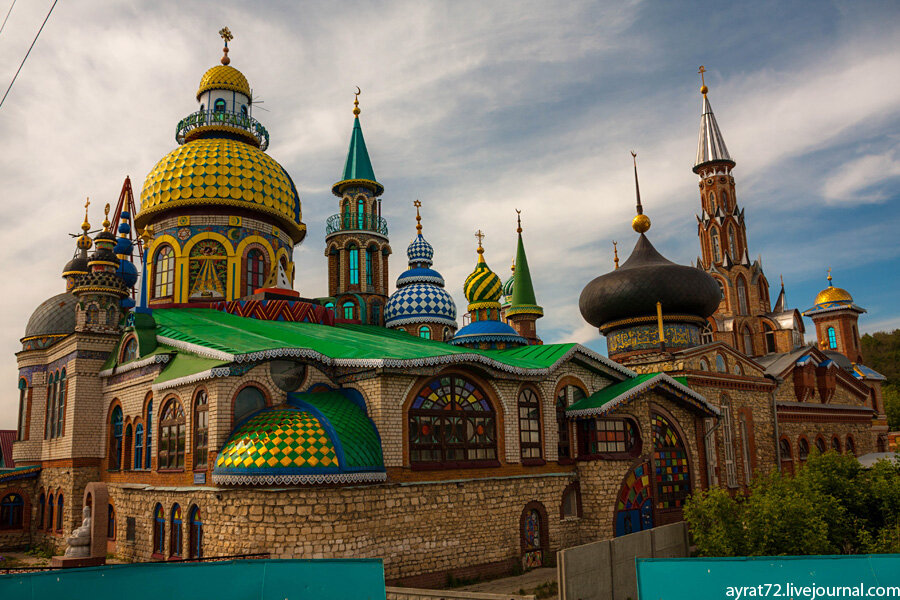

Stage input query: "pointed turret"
[
  {"left": 772, "top": 275, "right": 787, "bottom": 313},
  {"left": 505, "top": 211, "right": 543, "bottom": 344},
  {"left": 332, "top": 89, "right": 384, "bottom": 197},
  {"left": 693, "top": 67, "right": 734, "bottom": 173}
]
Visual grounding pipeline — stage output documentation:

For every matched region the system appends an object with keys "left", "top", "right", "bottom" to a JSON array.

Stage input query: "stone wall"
[{"left": 0, "top": 477, "right": 38, "bottom": 551}]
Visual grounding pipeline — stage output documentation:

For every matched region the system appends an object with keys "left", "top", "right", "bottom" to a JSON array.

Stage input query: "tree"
[{"left": 883, "top": 384, "right": 900, "bottom": 431}]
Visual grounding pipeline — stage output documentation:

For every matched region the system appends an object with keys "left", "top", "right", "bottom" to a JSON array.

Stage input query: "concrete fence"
[
  {"left": 385, "top": 587, "right": 536, "bottom": 600},
  {"left": 556, "top": 522, "right": 689, "bottom": 600}
]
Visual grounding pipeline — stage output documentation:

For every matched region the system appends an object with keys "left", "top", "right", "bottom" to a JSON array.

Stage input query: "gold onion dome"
[
  {"left": 196, "top": 65, "right": 252, "bottom": 100},
  {"left": 814, "top": 272, "right": 853, "bottom": 306}
]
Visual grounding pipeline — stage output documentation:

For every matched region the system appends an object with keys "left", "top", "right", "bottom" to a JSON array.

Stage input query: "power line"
[
  {"left": 0, "top": 0, "right": 58, "bottom": 111},
  {"left": 0, "top": 0, "right": 16, "bottom": 37}
]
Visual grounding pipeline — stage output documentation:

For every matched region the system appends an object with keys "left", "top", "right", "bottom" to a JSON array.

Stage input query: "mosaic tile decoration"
[
  {"left": 652, "top": 414, "right": 691, "bottom": 509},
  {"left": 616, "top": 461, "right": 652, "bottom": 511}
]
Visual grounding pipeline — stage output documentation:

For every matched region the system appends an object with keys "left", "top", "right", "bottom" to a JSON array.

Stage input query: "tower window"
[
  {"left": 245, "top": 249, "right": 266, "bottom": 296},
  {"left": 764, "top": 323, "right": 776, "bottom": 354},
  {"left": 366, "top": 246, "right": 375, "bottom": 286},
  {"left": 109, "top": 405, "right": 123, "bottom": 470},
  {"left": 159, "top": 399, "right": 186, "bottom": 470},
  {"left": 348, "top": 245, "right": 359, "bottom": 285},
  {"left": 711, "top": 228, "right": 721, "bottom": 262},
  {"left": 213, "top": 99, "right": 226, "bottom": 112},
  {"left": 153, "top": 245, "right": 175, "bottom": 299},
  {"left": 357, "top": 197, "right": 365, "bottom": 229},
  {"left": 742, "top": 327, "right": 753, "bottom": 356},
  {"left": 737, "top": 277, "right": 749, "bottom": 315},
  {"left": 701, "top": 324, "right": 714, "bottom": 344},
  {"left": 716, "top": 354, "right": 727, "bottom": 373},
  {"left": 419, "top": 326, "right": 431, "bottom": 339},
  {"left": 827, "top": 326, "right": 837, "bottom": 349},
  {"left": 728, "top": 225, "right": 738, "bottom": 261},
  {"left": 342, "top": 301, "right": 355, "bottom": 320}
]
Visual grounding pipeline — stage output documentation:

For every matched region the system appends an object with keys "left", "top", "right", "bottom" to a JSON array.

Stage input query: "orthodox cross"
[
  {"left": 827, "top": 267, "right": 832, "bottom": 283},
  {"left": 475, "top": 229, "right": 485, "bottom": 249},
  {"left": 698, "top": 65, "right": 706, "bottom": 87},
  {"left": 219, "top": 27, "right": 233, "bottom": 46}
]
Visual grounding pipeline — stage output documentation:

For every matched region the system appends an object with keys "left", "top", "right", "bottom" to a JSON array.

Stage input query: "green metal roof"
[
  {"left": 566, "top": 372, "right": 716, "bottom": 418},
  {"left": 150, "top": 308, "right": 631, "bottom": 377},
  {"left": 334, "top": 116, "right": 381, "bottom": 193},
  {"left": 507, "top": 230, "right": 542, "bottom": 316}
]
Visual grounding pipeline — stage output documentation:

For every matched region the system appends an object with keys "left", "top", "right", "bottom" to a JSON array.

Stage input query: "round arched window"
[{"left": 234, "top": 386, "right": 266, "bottom": 424}]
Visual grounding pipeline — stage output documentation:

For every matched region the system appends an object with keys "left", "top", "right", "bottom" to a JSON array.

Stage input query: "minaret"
[
  {"left": 693, "top": 66, "right": 780, "bottom": 356},
  {"left": 325, "top": 88, "right": 391, "bottom": 325},
  {"left": 505, "top": 211, "right": 543, "bottom": 344}
]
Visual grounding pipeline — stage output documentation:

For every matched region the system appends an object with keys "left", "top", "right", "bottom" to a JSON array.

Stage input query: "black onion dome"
[
  {"left": 94, "top": 231, "right": 117, "bottom": 243},
  {"left": 579, "top": 234, "right": 721, "bottom": 328},
  {"left": 62, "top": 256, "right": 89, "bottom": 275},
  {"left": 91, "top": 247, "right": 120, "bottom": 264}
]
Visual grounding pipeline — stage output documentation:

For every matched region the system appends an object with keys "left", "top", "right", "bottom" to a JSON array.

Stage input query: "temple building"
[{"left": 0, "top": 37, "right": 889, "bottom": 586}]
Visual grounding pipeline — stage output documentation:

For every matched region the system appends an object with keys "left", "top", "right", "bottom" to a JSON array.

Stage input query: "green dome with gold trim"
[
  {"left": 464, "top": 252, "right": 503, "bottom": 307},
  {"left": 136, "top": 138, "right": 305, "bottom": 243}
]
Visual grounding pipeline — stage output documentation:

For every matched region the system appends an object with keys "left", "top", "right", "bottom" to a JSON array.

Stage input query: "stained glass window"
[
  {"left": 408, "top": 375, "right": 497, "bottom": 466},
  {"left": 652, "top": 413, "right": 691, "bottom": 510},
  {"left": 145, "top": 399, "right": 153, "bottom": 469},
  {"left": 588, "top": 419, "right": 638, "bottom": 455},
  {"left": 153, "top": 245, "right": 174, "bottom": 299},
  {"left": 419, "top": 326, "right": 431, "bottom": 340},
  {"left": 246, "top": 249, "right": 266, "bottom": 296},
  {"left": 170, "top": 504, "right": 183, "bottom": 557},
  {"left": 86, "top": 305, "right": 99, "bottom": 324},
  {"left": 122, "top": 338, "right": 138, "bottom": 362},
  {"left": 518, "top": 388, "right": 542, "bottom": 460},
  {"left": 615, "top": 461, "right": 654, "bottom": 536},
  {"left": 159, "top": 399, "right": 185, "bottom": 470},
  {"left": 522, "top": 509, "right": 543, "bottom": 569},
  {"left": 194, "top": 390, "right": 209, "bottom": 468},
  {"left": 188, "top": 240, "right": 227, "bottom": 301},
  {"left": 153, "top": 503, "right": 165, "bottom": 555},
  {"left": 189, "top": 506, "right": 202, "bottom": 559},
  {"left": 0, "top": 494, "right": 24, "bottom": 530}
]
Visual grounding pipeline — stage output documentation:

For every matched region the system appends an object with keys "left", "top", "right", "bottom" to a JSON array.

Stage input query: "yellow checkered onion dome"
[
  {"left": 196, "top": 65, "right": 251, "bottom": 100},
  {"left": 464, "top": 251, "right": 503, "bottom": 308},
  {"left": 136, "top": 138, "right": 306, "bottom": 243}
]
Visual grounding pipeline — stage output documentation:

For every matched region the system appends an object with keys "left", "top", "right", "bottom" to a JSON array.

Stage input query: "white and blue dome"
[
  {"left": 384, "top": 282, "right": 457, "bottom": 327},
  {"left": 407, "top": 233, "right": 434, "bottom": 266}
]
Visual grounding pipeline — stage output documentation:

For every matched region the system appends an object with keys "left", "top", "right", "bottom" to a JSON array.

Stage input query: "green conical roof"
[
  {"left": 507, "top": 229, "right": 543, "bottom": 317},
  {"left": 332, "top": 116, "right": 383, "bottom": 196}
]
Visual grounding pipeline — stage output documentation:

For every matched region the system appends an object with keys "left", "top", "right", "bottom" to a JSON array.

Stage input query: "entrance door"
[{"left": 614, "top": 461, "right": 653, "bottom": 537}]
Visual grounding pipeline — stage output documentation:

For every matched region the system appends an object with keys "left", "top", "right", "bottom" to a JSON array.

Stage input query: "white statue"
[{"left": 64, "top": 505, "right": 92, "bottom": 558}]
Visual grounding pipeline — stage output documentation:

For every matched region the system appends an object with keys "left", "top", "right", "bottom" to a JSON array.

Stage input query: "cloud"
[{"left": 820, "top": 150, "right": 900, "bottom": 204}]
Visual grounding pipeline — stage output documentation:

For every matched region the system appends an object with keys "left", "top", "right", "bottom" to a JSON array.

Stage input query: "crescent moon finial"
[{"left": 353, "top": 87, "right": 361, "bottom": 116}]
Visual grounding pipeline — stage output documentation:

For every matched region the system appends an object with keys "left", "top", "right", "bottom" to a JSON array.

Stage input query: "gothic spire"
[{"left": 693, "top": 66, "right": 734, "bottom": 173}]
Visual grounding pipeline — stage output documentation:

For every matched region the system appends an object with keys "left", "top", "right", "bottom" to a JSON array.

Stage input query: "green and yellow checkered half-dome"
[
  {"left": 197, "top": 65, "right": 252, "bottom": 100},
  {"left": 212, "top": 392, "right": 386, "bottom": 486},
  {"left": 136, "top": 138, "right": 306, "bottom": 243},
  {"left": 464, "top": 252, "right": 503, "bottom": 308}
]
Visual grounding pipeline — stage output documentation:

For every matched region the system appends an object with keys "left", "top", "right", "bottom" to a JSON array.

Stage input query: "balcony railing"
[
  {"left": 176, "top": 109, "right": 270, "bottom": 150},
  {"left": 325, "top": 212, "right": 389, "bottom": 237}
]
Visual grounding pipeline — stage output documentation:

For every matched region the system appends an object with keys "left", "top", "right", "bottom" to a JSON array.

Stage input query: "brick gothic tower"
[
  {"left": 325, "top": 92, "right": 391, "bottom": 325},
  {"left": 802, "top": 271, "right": 866, "bottom": 364},
  {"left": 693, "top": 68, "right": 803, "bottom": 357}
]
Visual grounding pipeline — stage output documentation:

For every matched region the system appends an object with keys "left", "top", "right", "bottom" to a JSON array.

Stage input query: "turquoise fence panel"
[
  {"left": 0, "top": 558, "right": 386, "bottom": 600},
  {"left": 637, "top": 555, "right": 900, "bottom": 600}
]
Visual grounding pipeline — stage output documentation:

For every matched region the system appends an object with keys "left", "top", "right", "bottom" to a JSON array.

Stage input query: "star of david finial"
[
  {"left": 698, "top": 65, "right": 708, "bottom": 95},
  {"left": 475, "top": 229, "right": 485, "bottom": 253},
  {"left": 414, "top": 199, "right": 422, "bottom": 232},
  {"left": 219, "top": 27, "right": 233, "bottom": 65}
]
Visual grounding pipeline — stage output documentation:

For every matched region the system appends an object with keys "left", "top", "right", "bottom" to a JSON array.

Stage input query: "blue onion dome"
[
  {"left": 116, "top": 260, "right": 139, "bottom": 287},
  {"left": 385, "top": 283, "right": 457, "bottom": 327},
  {"left": 397, "top": 267, "right": 445, "bottom": 286},
  {"left": 449, "top": 318, "right": 526, "bottom": 346}
]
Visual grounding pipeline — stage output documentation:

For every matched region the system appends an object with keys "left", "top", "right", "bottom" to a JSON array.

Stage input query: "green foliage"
[
  {"left": 859, "top": 329, "right": 900, "bottom": 383},
  {"left": 25, "top": 542, "right": 55, "bottom": 559},
  {"left": 883, "top": 384, "right": 900, "bottom": 431},
  {"left": 685, "top": 451, "right": 900, "bottom": 557}
]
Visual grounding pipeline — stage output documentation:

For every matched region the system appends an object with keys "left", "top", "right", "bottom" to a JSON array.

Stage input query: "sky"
[{"left": 0, "top": 0, "right": 899, "bottom": 428}]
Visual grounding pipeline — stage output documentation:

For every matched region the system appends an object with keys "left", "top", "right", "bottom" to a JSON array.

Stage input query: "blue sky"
[{"left": 0, "top": 1, "right": 898, "bottom": 427}]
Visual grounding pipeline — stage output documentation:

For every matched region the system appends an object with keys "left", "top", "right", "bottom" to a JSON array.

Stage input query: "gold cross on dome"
[
  {"left": 475, "top": 229, "right": 485, "bottom": 248},
  {"left": 698, "top": 65, "right": 707, "bottom": 87},
  {"left": 219, "top": 27, "right": 233, "bottom": 45}
]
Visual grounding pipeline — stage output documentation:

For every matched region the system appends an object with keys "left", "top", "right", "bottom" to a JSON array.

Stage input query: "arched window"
[
  {"left": 153, "top": 245, "right": 175, "bottom": 299},
  {"left": 845, "top": 436, "right": 855, "bottom": 456},
  {"left": 46, "top": 494, "right": 54, "bottom": 531},
  {"left": 56, "top": 494, "right": 63, "bottom": 531},
  {"left": 213, "top": 98, "right": 226, "bottom": 112},
  {"left": 341, "top": 199, "right": 351, "bottom": 227},
  {"left": 45, "top": 372, "right": 57, "bottom": 440},
  {"left": 518, "top": 388, "right": 542, "bottom": 460},
  {"left": 365, "top": 245, "right": 375, "bottom": 286},
  {"left": 798, "top": 437, "right": 809, "bottom": 461},
  {"left": 0, "top": 494, "right": 24, "bottom": 530},
  {"left": 708, "top": 192, "right": 716, "bottom": 212},
  {"left": 357, "top": 197, "right": 365, "bottom": 229},
  {"left": 86, "top": 305, "right": 99, "bottom": 324},
  {"left": 728, "top": 225, "right": 738, "bottom": 260},
  {"left": 159, "top": 399, "right": 186, "bottom": 470},
  {"left": 742, "top": 327, "right": 753, "bottom": 356},
  {"left": 442, "top": 327, "right": 450, "bottom": 341},
  {"left": 831, "top": 436, "right": 841, "bottom": 453},
  {"left": 371, "top": 301, "right": 381, "bottom": 326},
  {"left": 134, "top": 424, "right": 144, "bottom": 470},
  {"left": 556, "top": 385, "right": 584, "bottom": 460},
  {"left": 188, "top": 506, "right": 202, "bottom": 559},
  {"left": 721, "top": 396, "right": 737, "bottom": 487},
  {"left": 521, "top": 506, "right": 545, "bottom": 568},
  {"left": 711, "top": 228, "right": 721, "bottom": 262},
  {"left": 720, "top": 191, "right": 729, "bottom": 209},
  {"left": 145, "top": 399, "right": 153, "bottom": 469},
  {"left": 233, "top": 386, "right": 266, "bottom": 424},
  {"left": 739, "top": 413, "right": 753, "bottom": 485},
  {"left": 419, "top": 326, "right": 431, "bottom": 340},
  {"left": 764, "top": 323, "right": 777, "bottom": 354},
  {"left": 779, "top": 438, "right": 792, "bottom": 462},
  {"left": 342, "top": 301, "right": 355, "bottom": 320},
  {"left": 737, "top": 277, "right": 749, "bottom": 315},
  {"left": 194, "top": 390, "right": 209, "bottom": 469},
  {"left": 733, "top": 362, "right": 744, "bottom": 375},
  {"left": 827, "top": 327, "right": 837, "bottom": 349},
  {"left": 124, "top": 424, "right": 133, "bottom": 471},
  {"left": 245, "top": 249, "right": 267, "bottom": 296},
  {"left": 56, "top": 370, "right": 66, "bottom": 438},
  {"left": 408, "top": 375, "right": 497, "bottom": 467},
  {"left": 153, "top": 503, "right": 165, "bottom": 556},
  {"left": 700, "top": 324, "right": 714, "bottom": 345},
  {"left": 348, "top": 244, "right": 359, "bottom": 285},
  {"left": 560, "top": 484, "right": 581, "bottom": 518},
  {"left": 110, "top": 406, "right": 123, "bottom": 470},
  {"left": 16, "top": 379, "right": 27, "bottom": 441},
  {"left": 121, "top": 338, "right": 138, "bottom": 362},
  {"left": 715, "top": 354, "right": 726, "bottom": 373},
  {"left": 37, "top": 493, "right": 45, "bottom": 529},
  {"left": 815, "top": 436, "right": 826, "bottom": 454},
  {"left": 699, "top": 358, "right": 709, "bottom": 371},
  {"left": 107, "top": 504, "right": 116, "bottom": 540},
  {"left": 170, "top": 504, "right": 183, "bottom": 558},
  {"left": 652, "top": 413, "right": 691, "bottom": 509}
]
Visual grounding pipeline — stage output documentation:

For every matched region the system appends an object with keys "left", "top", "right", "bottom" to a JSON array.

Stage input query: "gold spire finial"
[
  {"left": 81, "top": 197, "right": 91, "bottom": 232},
  {"left": 780, "top": 274, "right": 784, "bottom": 289},
  {"left": 827, "top": 267, "right": 832, "bottom": 286},
  {"left": 698, "top": 65, "right": 708, "bottom": 95},
  {"left": 613, "top": 240, "right": 619, "bottom": 269},
  {"left": 516, "top": 209, "right": 522, "bottom": 234},
  {"left": 414, "top": 199, "right": 422, "bottom": 233},
  {"left": 353, "top": 86, "right": 361, "bottom": 117},
  {"left": 475, "top": 229, "right": 485, "bottom": 254},
  {"left": 219, "top": 27, "right": 233, "bottom": 65},
  {"left": 102, "top": 203, "right": 111, "bottom": 231},
  {"left": 630, "top": 151, "right": 651, "bottom": 233},
  {"left": 510, "top": 259, "right": 516, "bottom": 273}
]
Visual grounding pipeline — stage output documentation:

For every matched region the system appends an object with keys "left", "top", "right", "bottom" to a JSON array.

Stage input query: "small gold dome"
[
  {"left": 815, "top": 285, "right": 853, "bottom": 306},
  {"left": 197, "top": 65, "right": 252, "bottom": 100},
  {"left": 632, "top": 213, "right": 651, "bottom": 233}
]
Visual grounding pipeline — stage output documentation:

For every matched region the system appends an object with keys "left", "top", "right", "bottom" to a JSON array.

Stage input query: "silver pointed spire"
[{"left": 693, "top": 67, "right": 734, "bottom": 173}]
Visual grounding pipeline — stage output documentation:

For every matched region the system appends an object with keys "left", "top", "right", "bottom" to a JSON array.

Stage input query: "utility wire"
[
  {"left": 0, "top": 0, "right": 58, "bottom": 110},
  {"left": 0, "top": 0, "right": 16, "bottom": 36}
]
